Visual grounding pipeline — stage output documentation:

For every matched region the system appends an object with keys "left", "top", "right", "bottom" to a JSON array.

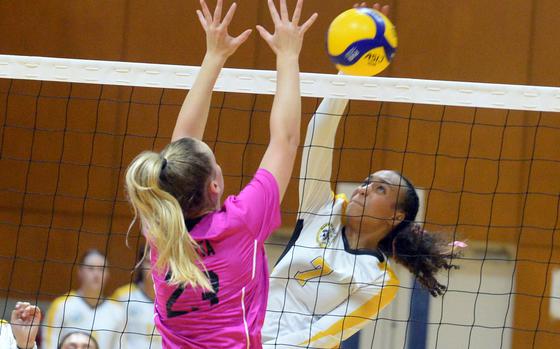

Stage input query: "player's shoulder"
[
  {"left": 348, "top": 252, "right": 389, "bottom": 281},
  {"left": 111, "top": 283, "right": 138, "bottom": 301},
  {"left": 101, "top": 297, "right": 128, "bottom": 311},
  {"left": 334, "top": 193, "right": 349, "bottom": 213},
  {"left": 312, "top": 192, "right": 347, "bottom": 224},
  {"left": 379, "top": 261, "right": 400, "bottom": 285},
  {"left": 48, "top": 290, "right": 79, "bottom": 311},
  {"left": 361, "top": 260, "right": 400, "bottom": 286},
  {"left": 335, "top": 193, "right": 348, "bottom": 203},
  {"left": 307, "top": 192, "right": 346, "bottom": 216}
]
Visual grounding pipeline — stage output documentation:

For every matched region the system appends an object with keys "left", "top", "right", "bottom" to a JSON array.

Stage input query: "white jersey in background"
[
  {"left": 263, "top": 99, "right": 400, "bottom": 348},
  {"left": 112, "top": 283, "right": 162, "bottom": 349},
  {"left": 0, "top": 319, "right": 37, "bottom": 349},
  {"left": 42, "top": 291, "right": 126, "bottom": 349}
]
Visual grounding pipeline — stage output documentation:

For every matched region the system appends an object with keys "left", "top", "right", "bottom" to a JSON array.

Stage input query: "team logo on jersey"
[{"left": 316, "top": 223, "right": 335, "bottom": 247}]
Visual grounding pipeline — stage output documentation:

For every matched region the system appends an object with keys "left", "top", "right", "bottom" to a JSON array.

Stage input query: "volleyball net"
[{"left": 1, "top": 54, "right": 559, "bottom": 349}]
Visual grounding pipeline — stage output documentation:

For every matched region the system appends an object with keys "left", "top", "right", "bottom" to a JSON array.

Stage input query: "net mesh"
[{"left": 0, "top": 56, "right": 559, "bottom": 349}]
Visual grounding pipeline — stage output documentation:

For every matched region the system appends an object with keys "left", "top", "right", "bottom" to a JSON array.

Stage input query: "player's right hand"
[{"left": 256, "top": 0, "right": 318, "bottom": 58}]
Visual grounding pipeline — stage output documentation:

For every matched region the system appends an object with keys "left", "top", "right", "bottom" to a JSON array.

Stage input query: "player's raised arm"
[
  {"left": 257, "top": 0, "right": 318, "bottom": 200},
  {"left": 298, "top": 98, "right": 348, "bottom": 217},
  {"left": 171, "top": 0, "right": 252, "bottom": 142},
  {"left": 297, "top": 2, "right": 390, "bottom": 214}
]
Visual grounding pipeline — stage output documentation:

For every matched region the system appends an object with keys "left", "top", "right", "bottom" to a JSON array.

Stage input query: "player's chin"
[
  {"left": 90, "top": 282, "right": 104, "bottom": 292},
  {"left": 345, "top": 204, "right": 364, "bottom": 219}
]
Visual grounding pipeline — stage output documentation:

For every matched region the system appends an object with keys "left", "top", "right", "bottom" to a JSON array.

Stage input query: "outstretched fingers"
[
  {"left": 267, "top": 0, "right": 281, "bottom": 25},
  {"left": 200, "top": 0, "right": 213, "bottom": 22},
  {"left": 221, "top": 2, "right": 237, "bottom": 28},
  {"left": 232, "top": 28, "right": 253, "bottom": 47},
  {"left": 299, "top": 12, "right": 318, "bottom": 34},
  {"left": 256, "top": 25, "right": 273, "bottom": 43},
  {"left": 380, "top": 4, "right": 390, "bottom": 15},
  {"left": 213, "top": 0, "right": 223, "bottom": 25},
  {"left": 353, "top": 2, "right": 391, "bottom": 16},
  {"left": 279, "top": 0, "right": 289, "bottom": 21},
  {"left": 291, "top": 0, "right": 303, "bottom": 25},
  {"left": 258, "top": 0, "right": 317, "bottom": 55},
  {"left": 197, "top": 0, "right": 252, "bottom": 59},
  {"left": 196, "top": 10, "right": 208, "bottom": 29}
]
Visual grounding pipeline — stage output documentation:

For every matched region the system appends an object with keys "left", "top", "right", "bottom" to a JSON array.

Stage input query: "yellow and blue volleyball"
[{"left": 326, "top": 8, "right": 398, "bottom": 76}]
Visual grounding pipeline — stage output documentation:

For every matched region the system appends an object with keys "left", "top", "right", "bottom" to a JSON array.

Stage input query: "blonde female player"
[
  {"left": 262, "top": 4, "right": 463, "bottom": 348},
  {"left": 124, "top": 0, "right": 317, "bottom": 347}
]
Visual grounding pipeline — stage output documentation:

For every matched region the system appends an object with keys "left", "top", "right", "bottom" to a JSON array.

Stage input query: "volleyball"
[{"left": 326, "top": 7, "right": 398, "bottom": 76}]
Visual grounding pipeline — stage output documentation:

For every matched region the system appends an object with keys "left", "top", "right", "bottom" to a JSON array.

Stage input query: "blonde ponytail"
[{"left": 125, "top": 149, "right": 211, "bottom": 290}]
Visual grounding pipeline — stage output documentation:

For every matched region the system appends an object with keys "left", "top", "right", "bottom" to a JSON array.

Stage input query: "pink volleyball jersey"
[{"left": 149, "top": 169, "right": 281, "bottom": 349}]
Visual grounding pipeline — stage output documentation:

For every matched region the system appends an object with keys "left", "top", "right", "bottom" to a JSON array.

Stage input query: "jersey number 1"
[{"left": 294, "top": 257, "right": 333, "bottom": 286}]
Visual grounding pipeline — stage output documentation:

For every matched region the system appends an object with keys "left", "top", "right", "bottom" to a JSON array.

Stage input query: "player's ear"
[
  {"left": 393, "top": 211, "right": 405, "bottom": 226},
  {"left": 209, "top": 179, "right": 220, "bottom": 196}
]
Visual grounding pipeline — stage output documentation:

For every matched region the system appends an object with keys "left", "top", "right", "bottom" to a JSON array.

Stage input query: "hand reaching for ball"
[{"left": 354, "top": 2, "right": 390, "bottom": 16}]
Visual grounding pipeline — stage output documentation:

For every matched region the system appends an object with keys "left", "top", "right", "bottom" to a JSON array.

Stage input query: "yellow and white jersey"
[
  {"left": 263, "top": 196, "right": 399, "bottom": 348},
  {"left": 42, "top": 291, "right": 126, "bottom": 349},
  {"left": 1, "top": 319, "right": 38, "bottom": 349},
  {"left": 112, "top": 283, "right": 162, "bottom": 349},
  {"left": 263, "top": 98, "right": 399, "bottom": 348}
]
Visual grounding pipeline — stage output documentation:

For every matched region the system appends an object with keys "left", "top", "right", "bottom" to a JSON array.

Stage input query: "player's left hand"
[
  {"left": 10, "top": 302, "right": 41, "bottom": 349},
  {"left": 197, "top": 0, "right": 253, "bottom": 60}
]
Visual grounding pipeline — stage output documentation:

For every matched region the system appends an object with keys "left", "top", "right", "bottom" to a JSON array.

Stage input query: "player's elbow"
[
  {"left": 287, "top": 133, "right": 300, "bottom": 150},
  {"left": 271, "top": 132, "right": 300, "bottom": 152}
]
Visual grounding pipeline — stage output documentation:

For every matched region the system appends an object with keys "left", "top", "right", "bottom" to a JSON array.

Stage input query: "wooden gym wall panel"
[
  {"left": 390, "top": 0, "right": 533, "bottom": 83},
  {"left": 0, "top": 1, "right": 128, "bottom": 60},
  {"left": 529, "top": 0, "right": 560, "bottom": 86},
  {"left": 1, "top": 0, "right": 559, "bottom": 83}
]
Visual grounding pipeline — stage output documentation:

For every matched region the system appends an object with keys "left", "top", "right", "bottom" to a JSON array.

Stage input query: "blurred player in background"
[
  {"left": 112, "top": 247, "right": 161, "bottom": 348},
  {"left": 57, "top": 331, "right": 99, "bottom": 349},
  {"left": 42, "top": 249, "right": 125, "bottom": 349}
]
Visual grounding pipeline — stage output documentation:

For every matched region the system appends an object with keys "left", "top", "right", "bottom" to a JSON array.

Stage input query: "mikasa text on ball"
[{"left": 327, "top": 7, "right": 398, "bottom": 76}]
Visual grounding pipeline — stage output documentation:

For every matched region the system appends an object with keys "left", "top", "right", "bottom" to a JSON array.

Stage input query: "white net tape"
[{"left": 1, "top": 54, "right": 559, "bottom": 112}]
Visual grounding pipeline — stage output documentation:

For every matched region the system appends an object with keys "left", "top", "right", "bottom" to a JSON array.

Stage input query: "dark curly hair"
[{"left": 378, "top": 172, "right": 461, "bottom": 297}]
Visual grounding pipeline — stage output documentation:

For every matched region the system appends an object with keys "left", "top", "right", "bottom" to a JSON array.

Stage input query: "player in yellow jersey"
[
  {"left": 42, "top": 250, "right": 125, "bottom": 349},
  {"left": 263, "top": 6, "right": 463, "bottom": 345},
  {"left": 112, "top": 249, "right": 161, "bottom": 349},
  {"left": 263, "top": 97, "right": 464, "bottom": 348}
]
